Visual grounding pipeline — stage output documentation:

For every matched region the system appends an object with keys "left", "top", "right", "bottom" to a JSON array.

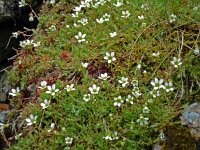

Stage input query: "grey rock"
[
  {"left": 0, "top": 110, "right": 9, "bottom": 123},
  {"left": 180, "top": 103, "right": 200, "bottom": 138},
  {"left": 0, "top": 73, "right": 11, "bottom": 102}
]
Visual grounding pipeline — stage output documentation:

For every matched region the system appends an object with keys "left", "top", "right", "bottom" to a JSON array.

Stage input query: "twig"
[{"left": 0, "top": 66, "right": 12, "bottom": 73}]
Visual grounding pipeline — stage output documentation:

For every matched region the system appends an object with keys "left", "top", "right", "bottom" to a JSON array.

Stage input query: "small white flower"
[
  {"left": 136, "top": 114, "right": 149, "bottom": 126},
  {"left": 78, "top": 18, "right": 88, "bottom": 26},
  {"left": 169, "top": 14, "right": 177, "bottom": 23},
  {"left": 81, "top": 62, "right": 89, "bottom": 68},
  {"left": 141, "top": 4, "right": 148, "bottom": 10},
  {"left": 19, "top": 0, "right": 27, "bottom": 7},
  {"left": 20, "top": 39, "right": 34, "bottom": 47},
  {"left": 38, "top": 81, "right": 47, "bottom": 89},
  {"left": 73, "top": 6, "right": 82, "bottom": 12},
  {"left": 71, "top": 12, "right": 79, "bottom": 18},
  {"left": 49, "top": 25, "right": 56, "bottom": 32},
  {"left": 104, "top": 52, "right": 116, "bottom": 63},
  {"left": 99, "top": 0, "right": 107, "bottom": 5},
  {"left": 65, "top": 137, "right": 73, "bottom": 144},
  {"left": 46, "top": 84, "right": 59, "bottom": 96},
  {"left": 151, "top": 52, "right": 160, "bottom": 57},
  {"left": 126, "top": 95, "right": 134, "bottom": 104},
  {"left": 103, "top": 13, "right": 110, "bottom": 21},
  {"left": 74, "top": 23, "right": 80, "bottom": 27},
  {"left": 64, "top": 84, "right": 75, "bottom": 92},
  {"left": 151, "top": 78, "right": 165, "bottom": 90},
  {"left": 80, "top": 1, "right": 90, "bottom": 8},
  {"left": 121, "top": 10, "right": 130, "bottom": 18},
  {"left": 164, "top": 82, "right": 174, "bottom": 92},
  {"left": 103, "top": 135, "right": 113, "bottom": 140},
  {"left": 118, "top": 77, "right": 129, "bottom": 87},
  {"left": 50, "top": 0, "right": 55, "bottom": 4},
  {"left": 138, "top": 15, "right": 144, "bottom": 20},
  {"left": 132, "top": 87, "right": 141, "bottom": 97},
  {"left": 83, "top": 94, "right": 91, "bottom": 102},
  {"left": 113, "top": 1, "right": 123, "bottom": 7},
  {"left": 89, "top": 84, "right": 100, "bottom": 94},
  {"left": 96, "top": 18, "right": 104, "bottom": 24},
  {"left": 150, "top": 90, "right": 160, "bottom": 98},
  {"left": 143, "top": 106, "right": 150, "bottom": 113},
  {"left": 12, "top": 32, "right": 19, "bottom": 38},
  {"left": 33, "top": 41, "right": 40, "bottom": 47},
  {"left": 98, "top": 73, "right": 110, "bottom": 80},
  {"left": 47, "top": 123, "right": 55, "bottom": 132},
  {"left": 29, "top": 13, "right": 34, "bottom": 21},
  {"left": 40, "top": 99, "right": 50, "bottom": 109},
  {"left": 136, "top": 63, "right": 142, "bottom": 70},
  {"left": 15, "top": 133, "right": 22, "bottom": 140},
  {"left": 170, "top": 57, "right": 182, "bottom": 68},
  {"left": 193, "top": 46, "right": 199, "bottom": 55},
  {"left": 75, "top": 32, "right": 86, "bottom": 43},
  {"left": 110, "top": 32, "right": 117, "bottom": 37},
  {"left": 9, "top": 87, "right": 20, "bottom": 97},
  {"left": 131, "top": 79, "right": 138, "bottom": 87},
  {"left": 114, "top": 96, "right": 124, "bottom": 107},
  {"left": 26, "top": 114, "right": 37, "bottom": 126}
]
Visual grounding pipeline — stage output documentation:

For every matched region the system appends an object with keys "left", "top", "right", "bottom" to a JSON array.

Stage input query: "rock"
[
  {"left": 180, "top": 103, "right": 200, "bottom": 138},
  {"left": 152, "top": 144, "right": 163, "bottom": 150},
  {"left": 0, "top": 73, "right": 11, "bottom": 102}
]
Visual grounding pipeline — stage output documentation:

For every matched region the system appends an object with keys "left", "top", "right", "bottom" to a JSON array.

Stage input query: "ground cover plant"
[{"left": 1, "top": 0, "right": 200, "bottom": 149}]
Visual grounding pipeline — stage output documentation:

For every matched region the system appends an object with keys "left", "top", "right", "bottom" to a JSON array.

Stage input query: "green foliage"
[{"left": 5, "top": 0, "right": 200, "bottom": 149}]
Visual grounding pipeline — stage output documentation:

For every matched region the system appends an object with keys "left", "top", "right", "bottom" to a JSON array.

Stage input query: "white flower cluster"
[
  {"left": 20, "top": 40, "right": 40, "bottom": 48},
  {"left": 103, "top": 131, "right": 119, "bottom": 140}
]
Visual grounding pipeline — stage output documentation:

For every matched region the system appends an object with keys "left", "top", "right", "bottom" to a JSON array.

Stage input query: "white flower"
[
  {"left": 114, "top": 96, "right": 124, "bottom": 107},
  {"left": 33, "top": 41, "right": 40, "bottom": 47},
  {"left": 80, "top": 1, "right": 90, "bottom": 8},
  {"left": 74, "top": 23, "right": 80, "bottom": 28},
  {"left": 20, "top": 39, "right": 34, "bottom": 48},
  {"left": 113, "top": 1, "right": 123, "bottom": 7},
  {"left": 89, "top": 84, "right": 100, "bottom": 94},
  {"left": 132, "top": 87, "right": 141, "bottom": 97},
  {"left": 9, "top": 87, "right": 20, "bottom": 97},
  {"left": 75, "top": 32, "right": 86, "bottom": 43},
  {"left": 65, "top": 137, "right": 73, "bottom": 144},
  {"left": 164, "top": 82, "right": 174, "bottom": 92},
  {"left": 98, "top": 73, "right": 110, "bottom": 80},
  {"left": 142, "top": 22, "right": 147, "bottom": 27},
  {"left": 47, "top": 123, "right": 55, "bottom": 132},
  {"left": 193, "top": 46, "right": 199, "bottom": 55},
  {"left": 50, "top": 0, "right": 55, "bottom": 4},
  {"left": 46, "top": 84, "right": 59, "bottom": 96},
  {"left": 141, "top": 4, "right": 148, "bottom": 10},
  {"left": 26, "top": 114, "right": 37, "bottom": 126},
  {"left": 40, "top": 99, "right": 51, "bottom": 109},
  {"left": 19, "top": 0, "right": 27, "bottom": 7},
  {"left": 12, "top": 32, "right": 19, "bottom": 38},
  {"left": 71, "top": 12, "right": 79, "bottom": 18},
  {"left": 29, "top": 13, "right": 34, "bottom": 21},
  {"left": 103, "top": 13, "right": 110, "bottom": 21},
  {"left": 104, "top": 52, "right": 116, "bottom": 63},
  {"left": 64, "top": 84, "right": 75, "bottom": 92},
  {"left": 170, "top": 57, "right": 182, "bottom": 68},
  {"left": 49, "top": 25, "right": 56, "bottom": 32},
  {"left": 81, "top": 62, "right": 89, "bottom": 68},
  {"left": 121, "top": 10, "right": 130, "bottom": 18},
  {"left": 136, "top": 63, "right": 142, "bottom": 70},
  {"left": 138, "top": 15, "right": 144, "bottom": 20},
  {"left": 136, "top": 114, "right": 149, "bottom": 126},
  {"left": 83, "top": 94, "right": 91, "bottom": 102},
  {"left": 110, "top": 32, "right": 117, "bottom": 37},
  {"left": 15, "top": 133, "right": 22, "bottom": 140},
  {"left": 38, "top": 81, "right": 47, "bottom": 89},
  {"left": 118, "top": 77, "right": 129, "bottom": 87},
  {"left": 78, "top": 18, "right": 88, "bottom": 26},
  {"left": 96, "top": 18, "right": 104, "bottom": 24},
  {"left": 103, "top": 135, "right": 113, "bottom": 140},
  {"left": 126, "top": 95, "right": 134, "bottom": 104},
  {"left": 150, "top": 90, "right": 160, "bottom": 98},
  {"left": 169, "top": 14, "right": 177, "bottom": 23},
  {"left": 99, "top": 0, "right": 106, "bottom": 5},
  {"left": 151, "top": 52, "right": 160, "bottom": 57},
  {"left": 151, "top": 78, "right": 165, "bottom": 90},
  {"left": 131, "top": 79, "right": 138, "bottom": 87},
  {"left": 73, "top": 6, "right": 82, "bottom": 12},
  {"left": 143, "top": 106, "right": 150, "bottom": 113}
]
